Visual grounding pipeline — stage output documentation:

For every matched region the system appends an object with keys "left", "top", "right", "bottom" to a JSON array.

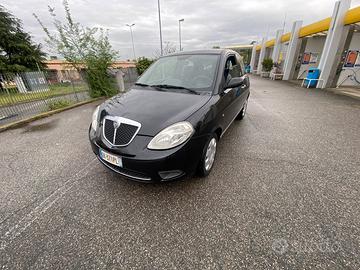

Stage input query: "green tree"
[
  {"left": 136, "top": 57, "right": 154, "bottom": 75},
  {"left": 0, "top": 5, "right": 46, "bottom": 72},
  {"left": 34, "top": 0, "right": 118, "bottom": 97}
]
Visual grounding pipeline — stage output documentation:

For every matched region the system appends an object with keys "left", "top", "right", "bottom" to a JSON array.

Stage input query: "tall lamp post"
[
  {"left": 157, "top": 0, "right": 163, "bottom": 55},
  {"left": 126, "top": 23, "right": 136, "bottom": 60},
  {"left": 178, "top": 18, "right": 184, "bottom": 51}
]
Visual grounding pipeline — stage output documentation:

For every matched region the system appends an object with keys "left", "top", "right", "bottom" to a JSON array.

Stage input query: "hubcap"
[
  {"left": 242, "top": 100, "right": 248, "bottom": 117},
  {"left": 204, "top": 138, "right": 217, "bottom": 171}
]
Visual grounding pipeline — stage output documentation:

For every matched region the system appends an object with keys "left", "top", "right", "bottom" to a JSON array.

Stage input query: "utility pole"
[
  {"left": 157, "top": 0, "right": 163, "bottom": 55},
  {"left": 178, "top": 18, "right": 184, "bottom": 51},
  {"left": 282, "top": 13, "right": 287, "bottom": 32},
  {"left": 126, "top": 23, "right": 136, "bottom": 60}
]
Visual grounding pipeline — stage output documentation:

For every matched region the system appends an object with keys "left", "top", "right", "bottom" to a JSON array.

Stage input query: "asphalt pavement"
[{"left": 0, "top": 76, "right": 359, "bottom": 269}]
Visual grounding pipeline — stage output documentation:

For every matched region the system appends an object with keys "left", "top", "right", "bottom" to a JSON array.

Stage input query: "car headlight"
[
  {"left": 91, "top": 106, "right": 100, "bottom": 131},
  {"left": 148, "top": 121, "right": 194, "bottom": 150}
]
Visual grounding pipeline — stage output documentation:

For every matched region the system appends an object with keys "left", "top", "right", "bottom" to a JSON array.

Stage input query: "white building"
[{"left": 249, "top": 0, "right": 360, "bottom": 88}]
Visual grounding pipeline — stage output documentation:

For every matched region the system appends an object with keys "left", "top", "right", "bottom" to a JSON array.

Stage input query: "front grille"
[
  {"left": 115, "top": 123, "right": 139, "bottom": 145},
  {"left": 103, "top": 117, "right": 140, "bottom": 146},
  {"left": 104, "top": 119, "right": 115, "bottom": 142}
]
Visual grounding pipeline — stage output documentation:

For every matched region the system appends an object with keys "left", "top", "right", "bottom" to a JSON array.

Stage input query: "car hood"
[{"left": 100, "top": 88, "right": 211, "bottom": 136}]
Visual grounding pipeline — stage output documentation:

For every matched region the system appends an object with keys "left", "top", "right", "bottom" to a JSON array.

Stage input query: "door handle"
[
  {"left": 240, "top": 84, "right": 247, "bottom": 89},
  {"left": 223, "top": 88, "right": 232, "bottom": 94}
]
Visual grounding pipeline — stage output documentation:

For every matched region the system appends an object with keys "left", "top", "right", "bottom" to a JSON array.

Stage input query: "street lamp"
[
  {"left": 178, "top": 18, "right": 184, "bottom": 51},
  {"left": 157, "top": 0, "right": 163, "bottom": 55},
  {"left": 126, "top": 23, "right": 136, "bottom": 60}
]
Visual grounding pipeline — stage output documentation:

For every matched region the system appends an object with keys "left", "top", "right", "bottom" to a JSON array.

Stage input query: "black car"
[{"left": 89, "top": 49, "right": 250, "bottom": 182}]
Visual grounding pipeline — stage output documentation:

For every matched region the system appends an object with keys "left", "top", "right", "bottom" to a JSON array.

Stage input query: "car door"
[
  {"left": 235, "top": 54, "right": 250, "bottom": 112},
  {"left": 216, "top": 55, "right": 240, "bottom": 132}
]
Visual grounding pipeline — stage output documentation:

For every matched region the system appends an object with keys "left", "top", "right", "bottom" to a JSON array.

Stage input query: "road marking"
[{"left": 0, "top": 158, "right": 97, "bottom": 251}]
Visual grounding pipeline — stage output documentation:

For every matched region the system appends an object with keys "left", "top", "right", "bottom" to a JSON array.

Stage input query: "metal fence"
[
  {"left": 0, "top": 71, "right": 90, "bottom": 127},
  {"left": 0, "top": 68, "right": 138, "bottom": 128}
]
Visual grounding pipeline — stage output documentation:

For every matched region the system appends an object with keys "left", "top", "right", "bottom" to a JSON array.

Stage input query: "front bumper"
[{"left": 89, "top": 126, "right": 209, "bottom": 182}]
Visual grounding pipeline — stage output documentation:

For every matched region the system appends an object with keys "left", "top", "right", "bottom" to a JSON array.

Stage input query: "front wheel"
[
  {"left": 198, "top": 134, "right": 218, "bottom": 177},
  {"left": 236, "top": 98, "right": 248, "bottom": 120}
]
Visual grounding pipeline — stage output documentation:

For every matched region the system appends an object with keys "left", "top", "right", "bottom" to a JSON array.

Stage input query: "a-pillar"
[
  {"left": 282, "top": 21, "right": 303, "bottom": 80},
  {"left": 317, "top": 0, "right": 351, "bottom": 88},
  {"left": 256, "top": 38, "right": 266, "bottom": 75}
]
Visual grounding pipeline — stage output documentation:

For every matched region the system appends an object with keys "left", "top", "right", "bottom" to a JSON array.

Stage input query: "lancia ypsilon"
[{"left": 89, "top": 49, "right": 250, "bottom": 182}]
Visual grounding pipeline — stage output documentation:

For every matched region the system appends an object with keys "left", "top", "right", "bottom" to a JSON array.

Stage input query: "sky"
[{"left": 3, "top": 0, "right": 360, "bottom": 60}]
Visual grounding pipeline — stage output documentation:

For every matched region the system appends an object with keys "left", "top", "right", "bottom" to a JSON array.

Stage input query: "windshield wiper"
[
  {"left": 134, "top": 82, "right": 150, "bottom": 87},
  {"left": 150, "top": 84, "right": 199, "bottom": 95},
  {"left": 135, "top": 83, "right": 167, "bottom": 92}
]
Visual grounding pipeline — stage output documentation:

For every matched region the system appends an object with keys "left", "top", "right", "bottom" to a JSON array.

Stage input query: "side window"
[
  {"left": 224, "top": 56, "right": 241, "bottom": 82},
  {"left": 237, "top": 56, "right": 245, "bottom": 76}
]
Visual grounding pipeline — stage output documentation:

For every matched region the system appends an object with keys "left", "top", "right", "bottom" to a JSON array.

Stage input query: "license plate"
[{"left": 99, "top": 149, "right": 122, "bottom": 167}]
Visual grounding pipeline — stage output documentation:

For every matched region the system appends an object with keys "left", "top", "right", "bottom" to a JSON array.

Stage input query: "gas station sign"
[
  {"left": 302, "top": 53, "right": 311, "bottom": 64},
  {"left": 344, "top": 50, "right": 359, "bottom": 67},
  {"left": 302, "top": 52, "right": 319, "bottom": 64}
]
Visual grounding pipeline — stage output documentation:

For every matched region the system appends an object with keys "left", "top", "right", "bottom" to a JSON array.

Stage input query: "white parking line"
[{"left": 0, "top": 158, "right": 97, "bottom": 251}]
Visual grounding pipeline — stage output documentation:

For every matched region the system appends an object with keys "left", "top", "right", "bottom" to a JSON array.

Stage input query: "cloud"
[{"left": 2, "top": 0, "right": 360, "bottom": 59}]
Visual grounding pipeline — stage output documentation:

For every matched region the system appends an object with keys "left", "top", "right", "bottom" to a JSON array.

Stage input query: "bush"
[
  {"left": 86, "top": 67, "right": 118, "bottom": 98},
  {"left": 48, "top": 99, "right": 72, "bottom": 111},
  {"left": 84, "top": 35, "right": 118, "bottom": 98},
  {"left": 262, "top": 58, "right": 274, "bottom": 72},
  {"left": 136, "top": 57, "right": 154, "bottom": 75}
]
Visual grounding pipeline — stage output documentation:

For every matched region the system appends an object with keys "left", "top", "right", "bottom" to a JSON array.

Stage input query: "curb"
[
  {"left": 326, "top": 88, "right": 360, "bottom": 101},
  {"left": 0, "top": 98, "right": 104, "bottom": 132}
]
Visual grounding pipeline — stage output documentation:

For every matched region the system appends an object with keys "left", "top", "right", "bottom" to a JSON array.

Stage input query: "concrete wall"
[
  {"left": 297, "top": 36, "right": 326, "bottom": 79},
  {"left": 337, "top": 32, "right": 360, "bottom": 86}
]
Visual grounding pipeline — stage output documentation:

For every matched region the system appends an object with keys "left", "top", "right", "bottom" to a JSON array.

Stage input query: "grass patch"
[
  {"left": 47, "top": 99, "right": 73, "bottom": 111},
  {"left": 0, "top": 83, "right": 87, "bottom": 107}
]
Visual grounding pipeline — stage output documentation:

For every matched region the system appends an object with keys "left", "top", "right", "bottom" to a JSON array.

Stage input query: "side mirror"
[{"left": 224, "top": 77, "right": 244, "bottom": 89}]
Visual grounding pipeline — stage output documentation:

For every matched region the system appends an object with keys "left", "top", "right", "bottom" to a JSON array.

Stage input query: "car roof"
[{"left": 162, "top": 49, "right": 236, "bottom": 57}]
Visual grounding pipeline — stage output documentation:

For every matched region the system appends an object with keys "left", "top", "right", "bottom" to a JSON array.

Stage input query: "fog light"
[{"left": 159, "top": 170, "right": 184, "bottom": 181}]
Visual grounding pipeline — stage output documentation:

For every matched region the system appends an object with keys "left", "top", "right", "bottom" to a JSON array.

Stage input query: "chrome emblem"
[{"left": 113, "top": 121, "right": 120, "bottom": 129}]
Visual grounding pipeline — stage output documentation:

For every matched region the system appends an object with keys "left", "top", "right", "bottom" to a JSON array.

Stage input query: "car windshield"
[{"left": 137, "top": 54, "right": 220, "bottom": 93}]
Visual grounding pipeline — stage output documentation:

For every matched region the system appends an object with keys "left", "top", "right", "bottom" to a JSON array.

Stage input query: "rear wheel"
[
  {"left": 236, "top": 98, "right": 248, "bottom": 120},
  {"left": 198, "top": 133, "right": 218, "bottom": 177}
]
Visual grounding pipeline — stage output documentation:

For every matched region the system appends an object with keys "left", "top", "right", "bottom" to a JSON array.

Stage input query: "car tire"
[
  {"left": 236, "top": 98, "right": 248, "bottom": 120},
  {"left": 198, "top": 133, "right": 218, "bottom": 177}
]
